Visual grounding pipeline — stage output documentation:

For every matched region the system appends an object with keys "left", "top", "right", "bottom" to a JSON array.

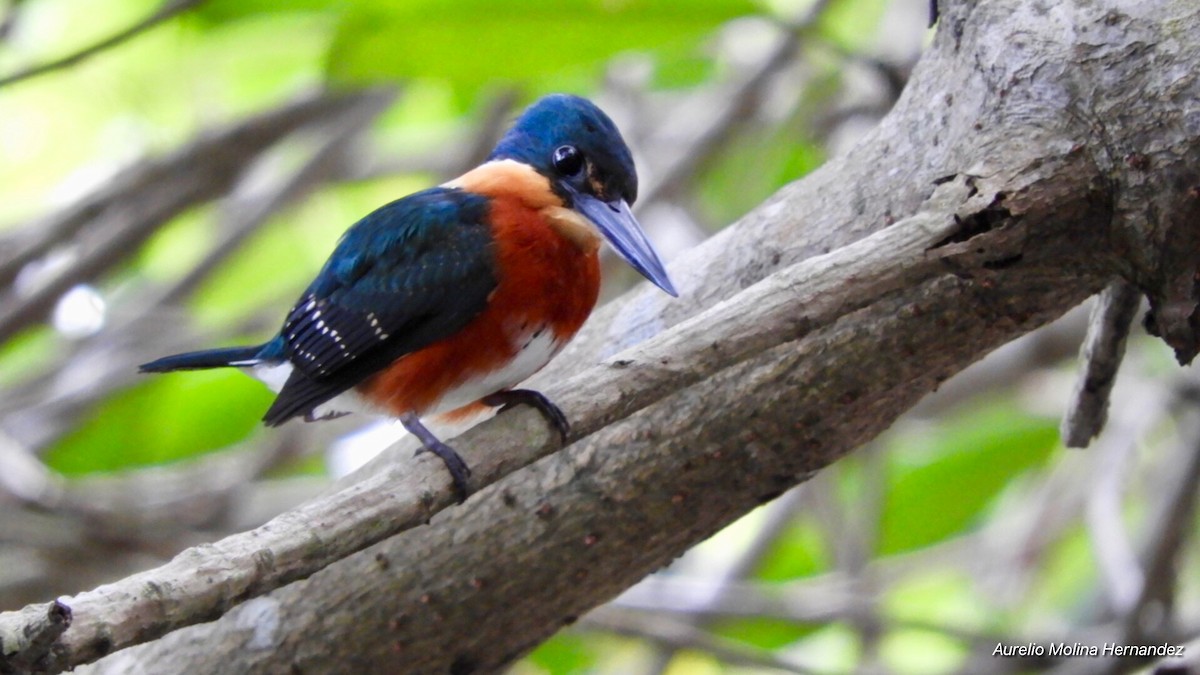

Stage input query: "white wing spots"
[
  {"left": 367, "top": 312, "right": 389, "bottom": 341},
  {"left": 285, "top": 293, "right": 362, "bottom": 375}
]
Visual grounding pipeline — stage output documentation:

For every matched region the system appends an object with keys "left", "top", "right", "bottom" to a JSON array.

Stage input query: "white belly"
[
  {"left": 248, "top": 328, "right": 564, "bottom": 421},
  {"left": 425, "top": 328, "right": 564, "bottom": 415}
]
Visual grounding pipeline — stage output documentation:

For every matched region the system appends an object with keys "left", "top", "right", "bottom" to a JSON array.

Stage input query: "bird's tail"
[{"left": 139, "top": 345, "right": 264, "bottom": 373}]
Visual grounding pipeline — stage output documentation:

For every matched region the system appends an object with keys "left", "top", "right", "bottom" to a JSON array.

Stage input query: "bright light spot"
[
  {"left": 327, "top": 420, "right": 405, "bottom": 478},
  {"left": 52, "top": 285, "right": 106, "bottom": 338}
]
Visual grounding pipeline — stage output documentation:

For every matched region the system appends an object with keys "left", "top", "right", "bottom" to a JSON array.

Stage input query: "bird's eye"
[{"left": 552, "top": 145, "right": 584, "bottom": 176}]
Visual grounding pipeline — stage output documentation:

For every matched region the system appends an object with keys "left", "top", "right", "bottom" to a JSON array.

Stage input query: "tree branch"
[
  {"left": 3, "top": 0, "right": 1196, "bottom": 671},
  {"left": 0, "top": 600, "right": 70, "bottom": 675},
  {"left": 0, "top": 169, "right": 978, "bottom": 674},
  {"left": 0, "top": 0, "right": 204, "bottom": 91}
]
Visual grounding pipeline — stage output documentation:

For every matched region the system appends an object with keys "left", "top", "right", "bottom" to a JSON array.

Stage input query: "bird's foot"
[
  {"left": 399, "top": 413, "right": 472, "bottom": 502},
  {"left": 482, "top": 389, "right": 570, "bottom": 442},
  {"left": 418, "top": 440, "right": 472, "bottom": 503}
]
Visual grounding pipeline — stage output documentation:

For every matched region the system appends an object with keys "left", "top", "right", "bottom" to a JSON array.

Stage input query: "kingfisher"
[{"left": 140, "top": 94, "right": 677, "bottom": 500}]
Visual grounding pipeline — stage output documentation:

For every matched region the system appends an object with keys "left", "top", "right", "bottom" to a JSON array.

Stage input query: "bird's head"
[{"left": 489, "top": 94, "right": 677, "bottom": 297}]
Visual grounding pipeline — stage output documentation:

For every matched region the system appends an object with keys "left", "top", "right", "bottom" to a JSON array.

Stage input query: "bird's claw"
[
  {"left": 482, "top": 389, "right": 570, "bottom": 442},
  {"left": 419, "top": 440, "right": 472, "bottom": 503}
]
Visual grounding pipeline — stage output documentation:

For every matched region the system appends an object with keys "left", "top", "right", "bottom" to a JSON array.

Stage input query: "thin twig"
[
  {"left": 1085, "top": 381, "right": 1166, "bottom": 615},
  {"left": 0, "top": 0, "right": 24, "bottom": 43},
  {"left": 0, "top": 600, "right": 71, "bottom": 674},
  {"left": 457, "top": 89, "right": 520, "bottom": 171},
  {"left": 640, "top": 488, "right": 805, "bottom": 674},
  {"left": 613, "top": 574, "right": 1040, "bottom": 649},
  {"left": 840, "top": 444, "right": 887, "bottom": 668},
  {"left": 156, "top": 90, "right": 396, "bottom": 307},
  {"left": 0, "top": 0, "right": 204, "bottom": 90},
  {"left": 1061, "top": 279, "right": 1142, "bottom": 448},
  {"left": 0, "top": 90, "right": 380, "bottom": 287},
  {"left": 583, "top": 605, "right": 824, "bottom": 675},
  {"left": 1116, "top": 406, "right": 1200, "bottom": 651},
  {"left": 635, "top": 0, "right": 843, "bottom": 212},
  {"left": 637, "top": 23, "right": 803, "bottom": 209}
]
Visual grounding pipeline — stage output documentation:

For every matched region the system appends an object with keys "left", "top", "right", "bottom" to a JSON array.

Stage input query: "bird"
[{"left": 140, "top": 93, "right": 678, "bottom": 500}]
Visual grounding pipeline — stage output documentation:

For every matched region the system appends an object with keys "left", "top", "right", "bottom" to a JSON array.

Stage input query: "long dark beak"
[{"left": 573, "top": 193, "right": 678, "bottom": 297}]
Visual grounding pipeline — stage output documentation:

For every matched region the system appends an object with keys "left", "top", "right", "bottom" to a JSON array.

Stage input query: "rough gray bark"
[{"left": 9, "top": 0, "right": 1200, "bottom": 671}]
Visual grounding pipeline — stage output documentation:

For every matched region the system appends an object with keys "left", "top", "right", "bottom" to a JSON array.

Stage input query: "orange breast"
[{"left": 358, "top": 192, "right": 601, "bottom": 418}]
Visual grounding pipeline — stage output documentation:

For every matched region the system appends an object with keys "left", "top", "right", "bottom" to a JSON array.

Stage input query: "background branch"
[
  {"left": 0, "top": 0, "right": 204, "bottom": 90},
  {"left": 0, "top": 89, "right": 393, "bottom": 343},
  {"left": 1061, "top": 279, "right": 1142, "bottom": 447}
]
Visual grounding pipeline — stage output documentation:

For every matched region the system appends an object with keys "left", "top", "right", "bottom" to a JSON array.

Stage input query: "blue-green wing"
[{"left": 262, "top": 187, "right": 496, "bottom": 424}]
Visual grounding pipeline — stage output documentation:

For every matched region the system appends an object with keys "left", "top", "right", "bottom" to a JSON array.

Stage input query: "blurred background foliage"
[{"left": 0, "top": 0, "right": 1196, "bottom": 673}]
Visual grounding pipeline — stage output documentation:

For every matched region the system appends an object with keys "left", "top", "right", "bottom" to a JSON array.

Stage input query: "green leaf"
[
  {"left": 713, "top": 616, "right": 812, "bottom": 650},
  {"left": 524, "top": 632, "right": 624, "bottom": 674},
  {"left": 137, "top": 204, "right": 215, "bottom": 284},
  {"left": 880, "top": 627, "right": 968, "bottom": 675},
  {"left": 697, "top": 124, "right": 824, "bottom": 227},
  {"left": 884, "top": 571, "right": 992, "bottom": 634},
  {"left": 44, "top": 369, "right": 273, "bottom": 475},
  {"left": 651, "top": 49, "right": 718, "bottom": 89},
  {"left": 754, "top": 517, "right": 831, "bottom": 582},
  {"left": 662, "top": 650, "right": 723, "bottom": 675},
  {"left": 1026, "top": 525, "right": 1097, "bottom": 620},
  {"left": 877, "top": 402, "right": 1060, "bottom": 556},
  {"left": 0, "top": 326, "right": 56, "bottom": 388},
  {"left": 325, "top": 0, "right": 758, "bottom": 93},
  {"left": 816, "top": 0, "right": 891, "bottom": 50}
]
